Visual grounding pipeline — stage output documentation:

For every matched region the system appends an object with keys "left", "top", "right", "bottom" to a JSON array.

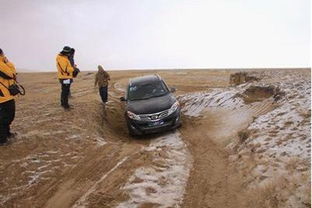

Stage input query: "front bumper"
[{"left": 126, "top": 109, "right": 181, "bottom": 135}]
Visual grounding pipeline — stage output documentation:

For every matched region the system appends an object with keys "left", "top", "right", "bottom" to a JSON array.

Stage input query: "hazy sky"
[{"left": 0, "top": 0, "right": 310, "bottom": 71}]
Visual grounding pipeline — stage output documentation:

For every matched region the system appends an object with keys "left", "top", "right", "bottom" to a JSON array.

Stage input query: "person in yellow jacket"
[
  {"left": 0, "top": 48, "right": 17, "bottom": 145},
  {"left": 56, "top": 46, "right": 75, "bottom": 109}
]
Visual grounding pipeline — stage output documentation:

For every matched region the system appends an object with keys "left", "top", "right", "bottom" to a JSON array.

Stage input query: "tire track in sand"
[
  {"left": 72, "top": 156, "right": 129, "bottom": 208},
  {"left": 180, "top": 98, "right": 275, "bottom": 208}
]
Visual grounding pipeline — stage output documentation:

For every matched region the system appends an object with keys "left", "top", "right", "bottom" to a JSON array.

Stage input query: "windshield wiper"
[
  {"left": 129, "top": 92, "right": 168, "bottom": 101},
  {"left": 129, "top": 97, "right": 150, "bottom": 101},
  {"left": 150, "top": 92, "right": 168, "bottom": 98}
]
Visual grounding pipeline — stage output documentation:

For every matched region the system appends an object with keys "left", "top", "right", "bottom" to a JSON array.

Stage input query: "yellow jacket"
[
  {"left": 0, "top": 55, "right": 16, "bottom": 103},
  {"left": 56, "top": 54, "right": 74, "bottom": 79}
]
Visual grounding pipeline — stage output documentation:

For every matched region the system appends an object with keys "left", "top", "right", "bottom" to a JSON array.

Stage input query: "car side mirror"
[
  {"left": 120, "top": 97, "right": 126, "bottom": 101},
  {"left": 170, "top": 87, "right": 176, "bottom": 93}
]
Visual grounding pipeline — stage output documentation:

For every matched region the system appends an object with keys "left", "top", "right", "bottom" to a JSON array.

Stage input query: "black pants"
[
  {"left": 0, "top": 99, "right": 15, "bottom": 143},
  {"left": 99, "top": 86, "right": 108, "bottom": 103},
  {"left": 60, "top": 80, "right": 72, "bottom": 108}
]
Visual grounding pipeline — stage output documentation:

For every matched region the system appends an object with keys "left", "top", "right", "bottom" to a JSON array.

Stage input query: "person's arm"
[
  {"left": 57, "top": 57, "right": 67, "bottom": 73},
  {"left": 6, "top": 60, "right": 17, "bottom": 80},
  {"left": 5, "top": 61, "right": 16, "bottom": 73},
  {"left": 57, "top": 57, "right": 74, "bottom": 74},
  {"left": 104, "top": 71, "right": 110, "bottom": 80},
  {"left": 94, "top": 74, "right": 98, "bottom": 87},
  {"left": 66, "top": 59, "right": 74, "bottom": 73},
  {"left": 0, "top": 62, "right": 15, "bottom": 79},
  {"left": 0, "top": 70, "right": 13, "bottom": 79}
]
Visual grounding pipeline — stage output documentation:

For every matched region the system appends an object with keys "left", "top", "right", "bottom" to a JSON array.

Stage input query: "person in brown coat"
[{"left": 94, "top": 65, "right": 110, "bottom": 103}]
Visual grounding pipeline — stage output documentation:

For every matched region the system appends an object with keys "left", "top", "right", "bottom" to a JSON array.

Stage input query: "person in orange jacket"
[
  {"left": 56, "top": 46, "right": 75, "bottom": 109},
  {"left": 0, "top": 48, "right": 17, "bottom": 145}
]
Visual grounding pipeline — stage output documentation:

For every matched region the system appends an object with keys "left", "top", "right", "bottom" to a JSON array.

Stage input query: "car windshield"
[{"left": 127, "top": 81, "right": 169, "bottom": 101}]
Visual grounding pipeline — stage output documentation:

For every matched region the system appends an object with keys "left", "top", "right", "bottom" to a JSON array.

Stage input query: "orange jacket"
[
  {"left": 56, "top": 54, "right": 74, "bottom": 79},
  {"left": 0, "top": 55, "right": 16, "bottom": 103}
]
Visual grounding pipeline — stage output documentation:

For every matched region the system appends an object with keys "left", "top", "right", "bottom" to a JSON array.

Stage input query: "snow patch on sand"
[
  {"left": 179, "top": 88, "right": 244, "bottom": 117},
  {"left": 0, "top": 151, "right": 81, "bottom": 206},
  {"left": 228, "top": 72, "right": 311, "bottom": 207},
  {"left": 90, "top": 136, "right": 107, "bottom": 146},
  {"left": 114, "top": 82, "right": 126, "bottom": 92},
  {"left": 117, "top": 132, "right": 192, "bottom": 208},
  {"left": 237, "top": 77, "right": 310, "bottom": 177}
]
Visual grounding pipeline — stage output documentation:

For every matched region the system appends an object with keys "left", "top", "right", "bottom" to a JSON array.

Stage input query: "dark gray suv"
[{"left": 120, "top": 74, "right": 181, "bottom": 136}]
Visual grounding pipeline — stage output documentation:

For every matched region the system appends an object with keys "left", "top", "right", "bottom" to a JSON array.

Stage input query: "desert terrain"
[{"left": 0, "top": 68, "right": 310, "bottom": 208}]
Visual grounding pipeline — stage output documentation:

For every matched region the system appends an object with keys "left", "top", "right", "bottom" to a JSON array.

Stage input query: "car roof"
[{"left": 129, "top": 74, "right": 161, "bottom": 85}]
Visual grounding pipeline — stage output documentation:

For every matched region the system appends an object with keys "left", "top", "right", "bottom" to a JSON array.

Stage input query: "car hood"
[{"left": 126, "top": 93, "right": 176, "bottom": 114}]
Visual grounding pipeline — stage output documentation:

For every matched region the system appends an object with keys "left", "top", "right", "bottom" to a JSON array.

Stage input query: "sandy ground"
[{"left": 0, "top": 68, "right": 310, "bottom": 208}]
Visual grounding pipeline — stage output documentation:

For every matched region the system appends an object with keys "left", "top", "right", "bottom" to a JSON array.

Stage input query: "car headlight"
[
  {"left": 168, "top": 101, "right": 180, "bottom": 115},
  {"left": 127, "top": 111, "right": 141, "bottom": 120}
]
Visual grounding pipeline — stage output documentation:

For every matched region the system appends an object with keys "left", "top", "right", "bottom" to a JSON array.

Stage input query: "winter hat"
[
  {"left": 61, "top": 46, "right": 71, "bottom": 54},
  {"left": 98, "top": 65, "right": 105, "bottom": 72}
]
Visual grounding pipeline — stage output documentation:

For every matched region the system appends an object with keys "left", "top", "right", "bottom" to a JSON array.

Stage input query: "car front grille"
[{"left": 139, "top": 109, "right": 170, "bottom": 121}]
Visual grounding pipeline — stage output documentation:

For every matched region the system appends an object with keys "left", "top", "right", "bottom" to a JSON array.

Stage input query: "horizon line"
[{"left": 17, "top": 66, "right": 311, "bottom": 73}]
